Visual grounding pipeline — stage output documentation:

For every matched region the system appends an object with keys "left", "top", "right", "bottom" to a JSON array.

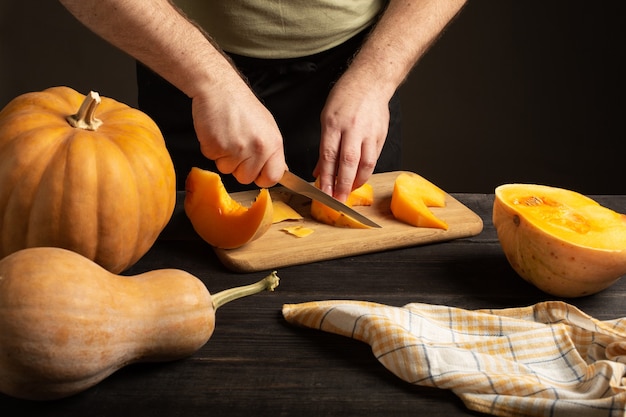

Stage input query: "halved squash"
[
  {"left": 184, "top": 168, "right": 273, "bottom": 249},
  {"left": 493, "top": 183, "right": 626, "bottom": 297},
  {"left": 309, "top": 181, "right": 374, "bottom": 228},
  {"left": 390, "top": 172, "right": 448, "bottom": 230}
]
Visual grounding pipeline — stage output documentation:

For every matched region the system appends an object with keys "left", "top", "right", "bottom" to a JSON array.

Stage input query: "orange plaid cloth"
[{"left": 282, "top": 300, "right": 626, "bottom": 417}]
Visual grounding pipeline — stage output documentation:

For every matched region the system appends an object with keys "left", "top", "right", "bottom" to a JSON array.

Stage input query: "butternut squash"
[{"left": 0, "top": 247, "right": 279, "bottom": 400}]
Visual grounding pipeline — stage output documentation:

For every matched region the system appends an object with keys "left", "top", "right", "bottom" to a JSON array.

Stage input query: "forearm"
[
  {"left": 343, "top": 0, "right": 467, "bottom": 100},
  {"left": 58, "top": 0, "right": 241, "bottom": 99}
]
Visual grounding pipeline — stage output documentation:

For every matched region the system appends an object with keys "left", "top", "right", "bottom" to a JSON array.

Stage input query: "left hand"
[{"left": 313, "top": 77, "right": 390, "bottom": 203}]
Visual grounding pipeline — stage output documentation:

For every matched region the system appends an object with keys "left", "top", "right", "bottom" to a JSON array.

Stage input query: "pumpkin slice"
[
  {"left": 493, "top": 183, "right": 626, "bottom": 297},
  {"left": 184, "top": 168, "right": 273, "bottom": 249},
  {"left": 272, "top": 200, "right": 303, "bottom": 223},
  {"left": 390, "top": 173, "right": 448, "bottom": 230},
  {"left": 309, "top": 181, "right": 374, "bottom": 229}
]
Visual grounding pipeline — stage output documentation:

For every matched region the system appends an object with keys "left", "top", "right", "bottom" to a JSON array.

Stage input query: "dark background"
[{"left": 1, "top": 1, "right": 624, "bottom": 194}]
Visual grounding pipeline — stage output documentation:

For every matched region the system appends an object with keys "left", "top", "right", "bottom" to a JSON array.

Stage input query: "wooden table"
[{"left": 2, "top": 194, "right": 625, "bottom": 417}]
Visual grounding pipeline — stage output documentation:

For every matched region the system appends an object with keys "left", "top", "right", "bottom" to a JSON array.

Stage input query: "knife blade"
[{"left": 278, "top": 170, "right": 382, "bottom": 228}]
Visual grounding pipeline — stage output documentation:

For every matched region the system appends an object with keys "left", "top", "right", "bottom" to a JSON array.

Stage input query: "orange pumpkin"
[
  {"left": 0, "top": 87, "right": 176, "bottom": 273},
  {"left": 493, "top": 183, "right": 626, "bottom": 297},
  {"left": 184, "top": 167, "right": 273, "bottom": 249}
]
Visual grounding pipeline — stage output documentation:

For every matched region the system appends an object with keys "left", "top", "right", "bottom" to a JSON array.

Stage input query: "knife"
[{"left": 278, "top": 170, "right": 382, "bottom": 228}]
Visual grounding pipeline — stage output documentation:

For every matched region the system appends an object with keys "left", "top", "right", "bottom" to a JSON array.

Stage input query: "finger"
[
  {"left": 254, "top": 151, "right": 288, "bottom": 188},
  {"left": 214, "top": 156, "right": 239, "bottom": 176},
  {"left": 333, "top": 134, "right": 361, "bottom": 203},
  {"left": 231, "top": 156, "right": 264, "bottom": 185},
  {"left": 316, "top": 125, "right": 342, "bottom": 196},
  {"left": 352, "top": 137, "right": 380, "bottom": 190}
]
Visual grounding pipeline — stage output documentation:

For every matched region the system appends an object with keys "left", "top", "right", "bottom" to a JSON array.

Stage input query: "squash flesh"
[
  {"left": 272, "top": 200, "right": 303, "bottom": 223},
  {"left": 499, "top": 185, "right": 626, "bottom": 250},
  {"left": 184, "top": 167, "right": 273, "bottom": 249},
  {"left": 493, "top": 184, "right": 626, "bottom": 297}
]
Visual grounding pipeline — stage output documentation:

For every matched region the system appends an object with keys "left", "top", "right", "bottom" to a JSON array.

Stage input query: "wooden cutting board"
[{"left": 214, "top": 171, "right": 483, "bottom": 272}]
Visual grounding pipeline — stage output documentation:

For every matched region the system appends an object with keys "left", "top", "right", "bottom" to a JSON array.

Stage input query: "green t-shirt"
[{"left": 174, "top": 0, "right": 385, "bottom": 58}]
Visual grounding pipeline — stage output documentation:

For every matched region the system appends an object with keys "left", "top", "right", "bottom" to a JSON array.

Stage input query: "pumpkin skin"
[
  {"left": 390, "top": 172, "right": 448, "bottom": 230},
  {"left": 0, "top": 246, "right": 279, "bottom": 401},
  {"left": 184, "top": 167, "right": 273, "bottom": 249},
  {"left": 493, "top": 184, "right": 626, "bottom": 297},
  {"left": 309, "top": 180, "right": 374, "bottom": 228},
  {"left": 0, "top": 87, "right": 176, "bottom": 273}
]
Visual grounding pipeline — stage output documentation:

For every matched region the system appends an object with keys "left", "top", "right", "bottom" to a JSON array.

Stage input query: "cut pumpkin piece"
[
  {"left": 390, "top": 173, "right": 448, "bottom": 230},
  {"left": 395, "top": 172, "right": 447, "bottom": 207},
  {"left": 281, "top": 225, "right": 315, "bottom": 238},
  {"left": 309, "top": 181, "right": 374, "bottom": 229},
  {"left": 184, "top": 168, "right": 273, "bottom": 249},
  {"left": 272, "top": 200, "right": 303, "bottom": 223}
]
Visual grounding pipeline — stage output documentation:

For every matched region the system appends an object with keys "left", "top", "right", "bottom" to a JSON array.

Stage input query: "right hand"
[{"left": 191, "top": 77, "right": 287, "bottom": 188}]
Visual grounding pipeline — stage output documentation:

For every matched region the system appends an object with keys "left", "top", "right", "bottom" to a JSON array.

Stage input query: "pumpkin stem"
[
  {"left": 211, "top": 271, "right": 280, "bottom": 310},
  {"left": 66, "top": 90, "right": 103, "bottom": 131}
]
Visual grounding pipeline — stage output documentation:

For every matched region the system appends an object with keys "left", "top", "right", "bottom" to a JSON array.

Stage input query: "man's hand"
[
  {"left": 191, "top": 77, "right": 287, "bottom": 188},
  {"left": 314, "top": 78, "right": 390, "bottom": 203},
  {"left": 313, "top": 0, "right": 467, "bottom": 202}
]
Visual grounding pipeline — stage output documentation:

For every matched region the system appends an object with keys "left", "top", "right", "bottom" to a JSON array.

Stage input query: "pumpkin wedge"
[
  {"left": 493, "top": 183, "right": 626, "bottom": 297},
  {"left": 390, "top": 172, "right": 448, "bottom": 230},
  {"left": 184, "top": 167, "right": 273, "bottom": 249}
]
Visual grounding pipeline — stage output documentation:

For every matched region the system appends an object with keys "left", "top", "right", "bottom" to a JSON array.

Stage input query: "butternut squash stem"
[
  {"left": 211, "top": 271, "right": 280, "bottom": 310},
  {"left": 66, "top": 90, "right": 103, "bottom": 131}
]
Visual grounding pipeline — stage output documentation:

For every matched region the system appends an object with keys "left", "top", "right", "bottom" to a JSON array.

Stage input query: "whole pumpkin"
[{"left": 0, "top": 87, "right": 176, "bottom": 273}]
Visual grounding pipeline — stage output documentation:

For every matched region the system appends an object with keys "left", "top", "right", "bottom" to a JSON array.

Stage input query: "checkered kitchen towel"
[{"left": 282, "top": 300, "right": 626, "bottom": 417}]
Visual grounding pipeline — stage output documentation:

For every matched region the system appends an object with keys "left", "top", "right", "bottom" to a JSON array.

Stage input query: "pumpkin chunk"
[
  {"left": 309, "top": 181, "right": 374, "bottom": 228},
  {"left": 390, "top": 172, "right": 448, "bottom": 230},
  {"left": 184, "top": 168, "right": 273, "bottom": 249}
]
